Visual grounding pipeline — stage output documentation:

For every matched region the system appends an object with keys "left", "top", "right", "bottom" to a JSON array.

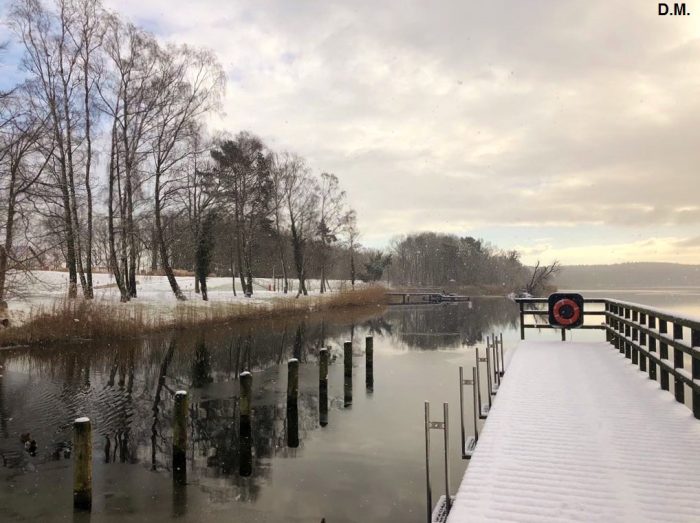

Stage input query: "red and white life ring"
[{"left": 552, "top": 298, "right": 581, "bottom": 326}]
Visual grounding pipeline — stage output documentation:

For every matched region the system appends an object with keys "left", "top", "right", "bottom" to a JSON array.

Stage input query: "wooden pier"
[
  {"left": 387, "top": 292, "right": 471, "bottom": 305},
  {"left": 443, "top": 298, "right": 700, "bottom": 522}
]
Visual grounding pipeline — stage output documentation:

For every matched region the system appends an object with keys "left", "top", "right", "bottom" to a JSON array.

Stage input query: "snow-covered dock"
[{"left": 447, "top": 340, "right": 700, "bottom": 522}]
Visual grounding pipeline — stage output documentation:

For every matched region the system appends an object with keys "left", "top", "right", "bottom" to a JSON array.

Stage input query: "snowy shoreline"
[{"left": 0, "top": 271, "right": 385, "bottom": 346}]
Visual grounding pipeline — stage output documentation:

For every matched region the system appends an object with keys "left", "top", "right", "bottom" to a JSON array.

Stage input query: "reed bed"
[{"left": 0, "top": 285, "right": 387, "bottom": 347}]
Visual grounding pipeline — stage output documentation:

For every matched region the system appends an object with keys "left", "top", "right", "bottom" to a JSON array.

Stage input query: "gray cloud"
[{"left": 107, "top": 0, "right": 700, "bottom": 258}]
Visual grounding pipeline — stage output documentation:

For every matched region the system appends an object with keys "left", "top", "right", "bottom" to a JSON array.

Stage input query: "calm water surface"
[{"left": 1, "top": 290, "right": 698, "bottom": 522}]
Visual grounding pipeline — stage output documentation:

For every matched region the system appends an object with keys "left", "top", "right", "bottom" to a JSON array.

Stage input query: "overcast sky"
[{"left": 4, "top": 0, "right": 700, "bottom": 265}]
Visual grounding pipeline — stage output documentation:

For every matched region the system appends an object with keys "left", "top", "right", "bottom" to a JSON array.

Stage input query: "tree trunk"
[
  {"left": 108, "top": 126, "right": 129, "bottom": 302},
  {"left": 155, "top": 172, "right": 185, "bottom": 301},
  {"left": 83, "top": 69, "right": 94, "bottom": 299},
  {"left": 0, "top": 168, "right": 17, "bottom": 304}
]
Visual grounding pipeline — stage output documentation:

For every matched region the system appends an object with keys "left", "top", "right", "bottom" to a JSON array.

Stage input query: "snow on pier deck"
[{"left": 448, "top": 341, "right": 700, "bottom": 522}]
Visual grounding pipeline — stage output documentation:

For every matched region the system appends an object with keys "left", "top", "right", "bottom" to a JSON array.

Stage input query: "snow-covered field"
[{"left": 4, "top": 270, "right": 359, "bottom": 326}]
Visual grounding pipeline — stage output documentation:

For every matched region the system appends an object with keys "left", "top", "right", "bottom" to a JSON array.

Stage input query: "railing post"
[
  {"left": 624, "top": 308, "right": 631, "bottom": 359},
  {"left": 673, "top": 324, "right": 685, "bottom": 404},
  {"left": 605, "top": 303, "right": 611, "bottom": 343},
  {"left": 692, "top": 330, "right": 700, "bottom": 419},
  {"left": 519, "top": 302, "right": 525, "bottom": 340},
  {"left": 639, "top": 313, "right": 647, "bottom": 372},
  {"left": 617, "top": 306, "right": 625, "bottom": 354},
  {"left": 648, "top": 316, "right": 658, "bottom": 381},
  {"left": 631, "top": 310, "right": 639, "bottom": 365},
  {"left": 659, "top": 320, "right": 670, "bottom": 391}
]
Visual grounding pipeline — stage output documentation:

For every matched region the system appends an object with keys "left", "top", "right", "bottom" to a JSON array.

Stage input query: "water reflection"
[
  {"left": 0, "top": 298, "right": 519, "bottom": 522},
  {"left": 386, "top": 299, "right": 518, "bottom": 349}
]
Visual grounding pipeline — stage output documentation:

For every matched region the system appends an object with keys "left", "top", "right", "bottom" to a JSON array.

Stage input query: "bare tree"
[
  {"left": 344, "top": 210, "right": 359, "bottom": 289},
  {"left": 0, "top": 87, "right": 48, "bottom": 303},
  {"left": 282, "top": 155, "right": 318, "bottom": 297},
  {"left": 316, "top": 172, "right": 350, "bottom": 293},
  {"left": 149, "top": 44, "right": 224, "bottom": 300},
  {"left": 525, "top": 260, "right": 561, "bottom": 296}
]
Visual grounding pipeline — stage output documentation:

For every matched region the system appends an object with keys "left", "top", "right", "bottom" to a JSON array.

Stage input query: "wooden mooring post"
[
  {"left": 344, "top": 341, "right": 352, "bottom": 407},
  {"left": 73, "top": 417, "right": 92, "bottom": 510},
  {"left": 366, "top": 336, "right": 374, "bottom": 392},
  {"left": 319, "top": 347, "right": 329, "bottom": 427},
  {"left": 287, "top": 359, "right": 300, "bottom": 448},
  {"left": 173, "top": 390, "right": 188, "bottom": 485},
  {"left": 239, "top": 372, "right": 253, "bottom": 477}
]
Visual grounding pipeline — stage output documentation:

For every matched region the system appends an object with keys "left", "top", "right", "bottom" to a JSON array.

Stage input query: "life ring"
[{"left": 552, "top": 298, "right": 581, "bottom": 326}]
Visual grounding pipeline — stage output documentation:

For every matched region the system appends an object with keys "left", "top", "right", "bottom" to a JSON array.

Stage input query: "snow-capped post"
[
  {"left": 692, "top": 329, "right": 700, "bottom": 419},
  {"left": 73, "top": 417, "right": 92, "bottom": 510},
  {"left": 240, "top": 371, "right": 252, "bottom": 417},
  {"left": 173, "top": 390, "right": 188, "bottom": 484},
  {"left": 319, "top": 348, "right": 329, "bottom": 427},
  {"left": 287, "top": 358, "right": 299, "bottom": 404},
  {"left": 344, "top": 340, "right": 352, "bottom": 407},
  {"left": 673, "top": 323, "right": 684, "bottom": 404},
  {"left": 648, "top": 316, "right": 658, "bottom": 381},
  {"left": 344, "top": 340, "right": 352, "bottom": 378},
  {"left": 239, "top": 372, "right": 253, "bottom": 476},
  {"left": 365, "top": 336, "right": 374, "bottom": 392},
  {"left": 287, "top": 358, "right": 300, "bottom": 448}
]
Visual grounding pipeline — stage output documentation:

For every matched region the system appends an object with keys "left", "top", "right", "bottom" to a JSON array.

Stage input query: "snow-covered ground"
[
  {"left": 448, "top": 341, "right": 700, "bottom": 522},
  {"left": 4, "top": 270, "right": 358, "bottom": 326}
]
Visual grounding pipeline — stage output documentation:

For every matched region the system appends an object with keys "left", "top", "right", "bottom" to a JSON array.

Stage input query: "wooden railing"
[{"left": 516, "top": 297, "right": 700, "bottom": 419}]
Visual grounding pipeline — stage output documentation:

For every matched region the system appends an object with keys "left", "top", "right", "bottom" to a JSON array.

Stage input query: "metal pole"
[
  {"left": 443, "top": 402, "right": 451, "bottom": 512},
  {"left": 424, "top": 401, "right": 432, "bottom": 523},
  {"left": 472, "top": 367, "right": 479, "bottom": 441},
  {"left": 475, "top": 347, "right": 483, "bottom": 417},
  {"left": 486, "top": 339, "right": 493, "bottom": 407},
  {"left": 499, "top": 333, "right": 505, "bottom": 377},
  {"left": 459, "top": 366, "right": 465, "bottom": 457},
  {"left": 492, "top": 338, "right": 499, "bottom": 387}
]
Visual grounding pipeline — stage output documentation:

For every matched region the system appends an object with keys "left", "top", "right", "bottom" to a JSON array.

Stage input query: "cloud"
[{"left": 102, "top": 0, "right": 700, "bottom": 261}]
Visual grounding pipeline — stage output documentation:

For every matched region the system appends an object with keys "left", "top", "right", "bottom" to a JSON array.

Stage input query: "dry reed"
[{"left": 0, "top": 285, "right": 388, "bottom": 347}]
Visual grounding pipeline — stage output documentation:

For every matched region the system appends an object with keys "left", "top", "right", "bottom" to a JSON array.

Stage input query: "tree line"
[
  {"left": 0, "top": 0, "right": 378, "bottom": 304},
  {"left": 386, "top": 232, "right": 547, "bottom": 293}
]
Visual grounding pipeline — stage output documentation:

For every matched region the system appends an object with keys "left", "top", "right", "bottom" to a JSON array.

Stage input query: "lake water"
[{"left": 1, "top": 289, "right": 699, "bottom": 522}]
